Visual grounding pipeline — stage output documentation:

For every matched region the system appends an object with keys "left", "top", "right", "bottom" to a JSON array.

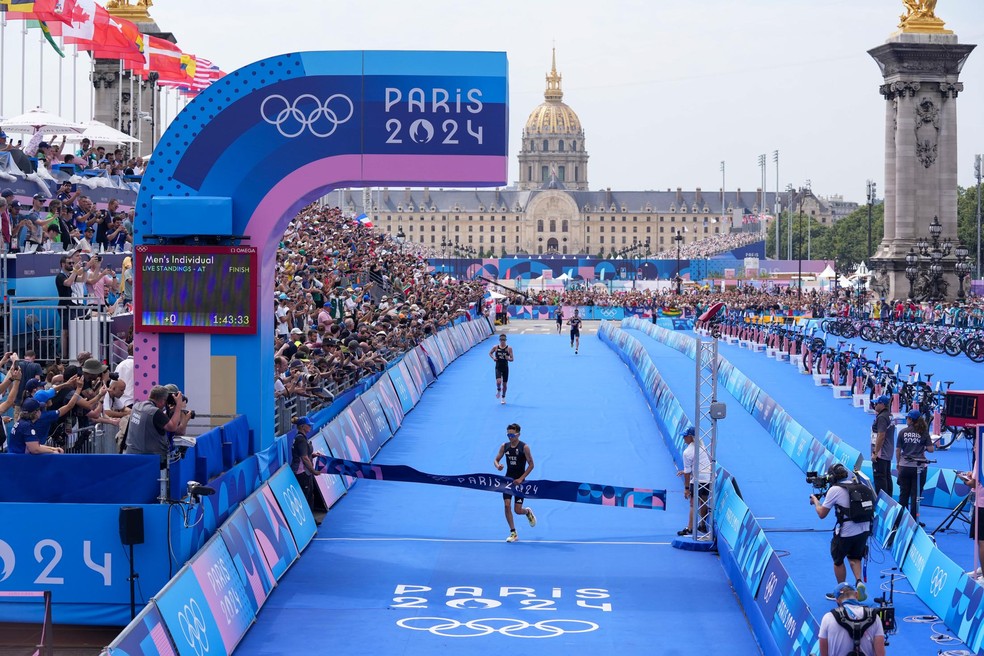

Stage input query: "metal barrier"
[{"left": 2, "top": 295, "right": 109, "bottom": 365}]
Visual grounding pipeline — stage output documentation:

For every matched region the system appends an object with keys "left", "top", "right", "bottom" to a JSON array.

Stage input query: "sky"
[{"left": 1, "top": 0, "right": 982, "bottom": 205}]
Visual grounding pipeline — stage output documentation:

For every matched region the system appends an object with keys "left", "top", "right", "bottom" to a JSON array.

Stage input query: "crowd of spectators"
[
  {"left": 651, "top": 230, "right": 763, "bottom": 260},
  {"left": 2, "top": 131, "right": 146, "bottom": 178}
]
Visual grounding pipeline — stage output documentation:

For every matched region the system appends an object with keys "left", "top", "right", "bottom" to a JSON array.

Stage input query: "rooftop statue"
[{"left": 898, "top": 0, "right": 950, "bottom": 34}]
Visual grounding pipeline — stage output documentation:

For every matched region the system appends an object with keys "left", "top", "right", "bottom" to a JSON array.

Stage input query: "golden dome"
[{"left": 524, "top": 50, "right": 583, "bottom": 136}]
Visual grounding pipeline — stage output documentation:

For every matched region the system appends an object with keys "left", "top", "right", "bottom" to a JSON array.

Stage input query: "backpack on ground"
[
  {"left": 831, "top": 605, "right": 877, "bottom": 656},
  {"left": 834, "top": 480, "right": 876, "bottom": 524}
]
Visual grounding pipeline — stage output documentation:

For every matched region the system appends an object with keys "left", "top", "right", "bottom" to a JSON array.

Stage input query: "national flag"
[
  {"left": 355, "top": 213, "right": 373, "bottom": 228},
  {"left": 61, "top": 0, "right": 95, "bottom": 43},
  {"left": 27, "top": 19, "right": 65, "bottom": 57},
  {"left": 0, "top": 0, "right": 37, "bottom": 14},
  {"left": 145, "top": 35, "right": 187, "bottom": 82}
]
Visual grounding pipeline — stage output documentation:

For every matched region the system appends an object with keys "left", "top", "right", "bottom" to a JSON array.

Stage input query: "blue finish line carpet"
[{"left": 237, "top": 330, "right": 757, "bottom": 655}]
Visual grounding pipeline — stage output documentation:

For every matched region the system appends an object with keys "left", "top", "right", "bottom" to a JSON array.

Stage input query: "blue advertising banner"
[
  {"left": 387, "top": 365, "right": 416, "bottom": 415},
  {"left": 872, "top": 492, "right": 903, "bottom": 549},
  {"left": 218, "top": 506, "right": 276, "bottom": 614},
  {"left": 732, "top": 510, "right": 774, "bottom": 595},
  {"left": 319, "top": 420, "right": 362, "bottom": 462},
  {"left": 103, "top": 603, "right": 178, "bottom": 656},
  {"left": 715, "top": 481, "right": 749, "bottom": 549},
  {"left": 266, "top": 466, "right": 318, "bottom": 552},
  {"left": 310, "top": 434, "right": 350, "bottom": 506},
  {"left": 755, "top": 553, "right": 790, "bottom": 625},
  {"left": 397, "top": 359, "right": 422, "bottom": 406},
  {"left": 769, "top": 579, "right": 819, "bottom": 656},
  {"left": 372, "top": 374, "right": 405, "bottom": 435},
  {"left": 333, "top": 405, "right": 373, "bottom": 462},
  {"left": 155, "top": 534, "right": 255, "bottom": 656},
  {"left": 422, "top": 335, "right": 448, "bottom": 374},
  {"left": 916, "top": 547, "right": 966, "bottom": 620},
  {"left": 0, "top": 504, "right": 170, "bottom": 625},
  {"left": 241, "top": 484, "right": 298, "bottom": 581},
  {"left": 357, "top": 387, "right": 394, "bottom": 455},
  {"left": 892, "top": 510, "right": 920, "bottom": 568},
  {"left": 944, "top": 573, "right": 984, "bottom": 651},
  {"left": 900, "top": 527, "right": 935, "bottom": 595}
]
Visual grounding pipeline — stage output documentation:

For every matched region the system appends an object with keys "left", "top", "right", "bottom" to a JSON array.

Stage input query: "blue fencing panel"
[
  {"left": 103, "top": 603, "right": 178, "bottom": 656},
  {"left": 0, "top": 454, "right": 159, "bottom": 504},
  {"left": 241, "top": 482, "right": 298, "bottom": 581},
  {"left": 219, "top": 506, "right": 276, "bottom": 614},
  {"left": 222, "top": 415, "right": 251, "bottom": 464},
  {"left": 266, "top": 466, "right": 317, "bottom": 552},
  {"left": 195, "top": 427, "right": 225, "bottom": 483}
]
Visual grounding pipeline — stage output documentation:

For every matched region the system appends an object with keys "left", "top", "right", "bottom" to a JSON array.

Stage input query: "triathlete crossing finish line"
[{"left": 316, "top": 457, "right": 667, "bottom": 510}]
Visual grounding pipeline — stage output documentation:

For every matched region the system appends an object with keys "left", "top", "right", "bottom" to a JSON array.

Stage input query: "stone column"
[{"left": 869, "top": 34, "right": 975, "bottom": 300}]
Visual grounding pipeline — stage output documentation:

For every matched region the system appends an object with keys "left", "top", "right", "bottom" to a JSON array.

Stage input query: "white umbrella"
[
  {"left": 0, "top": 107, "right": 87, "bottom": 135},
  {"left": 63, "top": 120, "right": 140, "bottom": 145}
]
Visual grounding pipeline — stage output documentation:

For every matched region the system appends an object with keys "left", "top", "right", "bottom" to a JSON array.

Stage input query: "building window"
[
  {"left": 586, "top": 226, "right": 590, "bottom": 233},
  {"left": 468, "top": 236, "right": 473, "bottom": 244},
  {"left": 479, "top": 236, "right": 484, "bottom": 243},
  {"left": 622, "top": 237, "right": 627, "bottom": 245},
  {"left": 572, "top": 141, "right": 577, "bottom": 151},
  {"left": 527, "top": 166, "right": 532, "bottom": 181},
  {"left": 543, "top": 139, "right": 549, "bottom": 151},
  {"left": 541, "top": 165, "right": 549, "bottom": 182},
  {"left": 537, "top": 219, "right": 544, "bottom": 232},
  {"left": 558, "top": 165, "right": 565, "bottom": 181},
  {"left": 574, "top": 166, "right": 579, "bottom": 181},
  {"left": 549, "top": 219, "right": 556, "bottom": 232},
  {"left": 490, "top": 235, "right": 496, "bottom": 243},
  {"left": 600, "top": 236, "right": 605, "bottom": 244},
  {"left": 562, "top": 220, "right": 569, "bottom": 232},
  {"left": 479, "top": 225, "right": 484, "bottom": 232},
  {"left": 621, "top": 226, "right": 626, "bottom": 233},
  {"left": 610, "top": 226, "right": 615, "bottom": 233},
  {"left": 558, "top": 140, "right": 565, "bottom": 153},
  {"left": 468, "top": 225, "right": 473, "bottom": 232}
]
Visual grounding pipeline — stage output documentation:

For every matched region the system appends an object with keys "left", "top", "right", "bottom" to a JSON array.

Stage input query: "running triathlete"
[
  {"left": 568, "top": 309, "right": 583, "bottom": 354},
  {"left": 489, "top": 334, "right": 514, "bottom": 405},
  {"left": 494, "top": 423, "right": 536, "bottom": 542}
]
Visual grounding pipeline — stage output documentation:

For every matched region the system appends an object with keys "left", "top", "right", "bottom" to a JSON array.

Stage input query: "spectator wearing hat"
[
  {"left": 869, "top": 395, "right": 895, "bottom": 499},
  {"left": 818, "top": 582, "right": 885, "bottom": 656},
  {"left": 896, "top": 409, "right": 933, "bottom": 520},
  {"left": 7, "top": 376, "right": 83, "bottom": 455},
  {"left": 290, "top": 417, "right": 322, "bottom": 511}
]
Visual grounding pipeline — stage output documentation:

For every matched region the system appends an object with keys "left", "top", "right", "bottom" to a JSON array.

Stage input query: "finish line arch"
[{"left": 132, "top": 51, "right": 508, "bottom": 451}]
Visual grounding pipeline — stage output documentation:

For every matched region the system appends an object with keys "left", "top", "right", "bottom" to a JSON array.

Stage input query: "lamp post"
[
  {"left": 916, "top": 216, "right": 952, "bottom": 302},
  {"left": 866, "top": 180, "right": 876, "bottom": 261},
  {"left": 796, "top": 201, "right": 803, "bottom": 299},
  {"left": 905, "top": 248, "right": 919, "bottom": 300},
  {"left": 673, "top": 232, "right": 684, "bottom": 294},
  {"left": 976, "top": 154, "right": 982, "bottom": 280},
  {"left": 397, "top": 227, "right": 406, "bottom": 254},
  {"left": 854, "top": 264, "right": 867, "bottom": 317},
  {"left": 956, "top": 243, "right": 971, "bottom": 300}
]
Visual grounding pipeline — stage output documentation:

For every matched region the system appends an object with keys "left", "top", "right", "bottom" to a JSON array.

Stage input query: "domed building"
[
  {"left": 333, "top": 52, "right": 829, "bottom": 260},
  {"left": 517, "top": 50, "right": 589, "bottom": 191}
]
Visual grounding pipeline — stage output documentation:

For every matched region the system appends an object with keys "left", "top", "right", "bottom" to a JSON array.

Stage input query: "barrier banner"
[
  {"left": 402, "top": 348, "right": 429, "bottom": 394},
  {"left": 422, "top": 335, "right": 447, "bottom": 374},
  {"left": 332, "top": 406, "right": 373, "bottom": 462},
  {"left": 317, "top": 458, "right": 666, "bottom": 510},
  {"left": 916, "top": 546, "right": 966, "bottom": 621},
  {"left": 768, "top": 578, "right": 819, "bottom": 656},
  {"left": 943, "top": 574, "right": 984, "bottom": 652},
  {"left": 387, "top": 365, "right": 416, "bottom": 415},
  {"left": 416, "top": 343, "right": 439, "bottom": 383},
  {"left": 822, "top": 431, "right": 864, "bottom": 470},
  {"left": 732, "top": 507, "right": 774, "bottom": 596},
  {"left": 218, "top": 506, "right": 276, "bottom": 613},
  {"left": 891, "top": 509, "right": 920, "bottom": 568},
  {"left": 241, "top": 484, "right": 298, "bottom": 581},
  {"left": 899, "top": 526, "right": 934, "bottom": 594},
  {"left": 715, "top": 480, "right": 749, "bottom": 549},
  {"left": 755, "top": 553, "right": 790, "bottom": 628},
  {"left": 155, "top": 534, "right": 255, "bottom": 656},
  {"left": 357, "top": 386, "right": 394, "bottom": 453},
  {"left": 266, "top": 466, "right": 318, "bottom": 552},
  {"left": 872, "top": 491, "right": 903, "bottom": 550},
  {"left": 372, "top": 374, "right": 405, "bottom": 435},
  {"left": 310, "top": 434, "right": 350, "bottom": 507},
  {"left": 319, "top": 420, "right": 362, "bottom": 463},
  {"left": 102, "top": 603, "right": 178, "bottom": 656}
]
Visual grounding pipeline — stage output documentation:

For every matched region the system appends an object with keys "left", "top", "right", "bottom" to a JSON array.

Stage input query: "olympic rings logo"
[
  {"left": 177, "top": 598, "right": 210, "bottom": 656},
  {"left": 396, "top": 617, "right": 599, "bottom": 638},
  {"left": 260, "top": 93, "right": 354, "bottom": 138},
  {"left": 282, "top": 485, "right": 307, "bottom": 525},
  {"left": 762, "top": 572, "right": 778, "bottom": 603},
  {"left": 929, "top": 567, "right": 947, "bottom": 596}
]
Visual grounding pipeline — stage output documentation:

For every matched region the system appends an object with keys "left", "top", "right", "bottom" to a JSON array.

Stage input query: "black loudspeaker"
[{"left": 119, "top": 506, "right": 145, "bottom": 546}]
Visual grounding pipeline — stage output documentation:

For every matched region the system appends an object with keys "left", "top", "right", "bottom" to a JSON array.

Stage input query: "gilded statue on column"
[
  {"left": 898, "top": 0, "right": 951, "bottom": 34},
  {"left": 105, "top": 0, "right": 154, "bottom": 22}
]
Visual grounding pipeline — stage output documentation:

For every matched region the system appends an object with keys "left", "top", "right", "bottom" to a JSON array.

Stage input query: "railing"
[{"left": 2, "top": 294, "right": 117, "bottom": 365}]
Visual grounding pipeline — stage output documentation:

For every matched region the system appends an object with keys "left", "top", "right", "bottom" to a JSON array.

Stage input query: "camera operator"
[
  {"left": 818, "top": 582, "right": 885, "bottom": 656},
  {"left": 124, "top": 385, "right": 191, "bottom": 465},
  {"left": 162, "top": 383, "right": 195, "bottom": 436},
  {"left": 811, "top": 464, "right": 871, "bottom": 602}
]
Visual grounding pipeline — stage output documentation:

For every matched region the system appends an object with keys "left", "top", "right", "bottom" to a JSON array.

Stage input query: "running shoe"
[
  {"left": 575, "top": 349, "right": 578, "bottom": 354},
  {"left": 506, "top": 531, "right": 518, "bottom": 543},
  {"left": 526, "top": 507, "right": 536, "bottom": 527},
  {"left": 676, "top": 527, "right": 692, "bottom": 536},
  {"left": 501, "top": 398, "right": 505, "bottom": 405},
  {"left": 496, "top": 389, "right": 501, "bottom": 399},
  {"left": 855, "top": 582, "right": 867, "bottom": 602}
]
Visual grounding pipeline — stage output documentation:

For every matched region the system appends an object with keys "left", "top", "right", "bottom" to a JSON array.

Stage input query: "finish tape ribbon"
[{"left": 316, "top": 457, "right": 666, "bottom": 510}]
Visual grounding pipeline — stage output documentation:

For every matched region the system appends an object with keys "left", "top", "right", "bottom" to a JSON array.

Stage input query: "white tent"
[
  {"left": 0, "top": 107, "right": 87, "bottom": 136},
  {"left": 817, "top": 265, "right": 836, "bottom": 280},
  {"left": 64, "top": 120, "right": 140, "bottom": 145}
]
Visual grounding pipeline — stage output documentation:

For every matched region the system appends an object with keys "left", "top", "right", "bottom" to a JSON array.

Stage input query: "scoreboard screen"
[
  {"left": 944, "top": 391, "right": 984, "bottom": 428},
  {"left": 135, "top": 245, "right": 258, "bottom": 334}
]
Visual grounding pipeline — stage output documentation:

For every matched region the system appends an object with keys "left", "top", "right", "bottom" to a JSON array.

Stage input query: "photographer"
[
  {"left": 811, "top": 463, "right": 872, "bottom": 602},
  {"left": 124, "top": 385, "right": 191, "bottom": 464}
]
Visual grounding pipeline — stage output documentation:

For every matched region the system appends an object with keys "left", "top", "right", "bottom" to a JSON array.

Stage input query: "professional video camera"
[{"left": 806, "top": 463, "right": 851, "bottom": 500}]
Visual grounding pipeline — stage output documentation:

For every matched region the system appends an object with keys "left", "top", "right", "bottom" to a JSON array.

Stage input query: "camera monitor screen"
[{"left": 135, "top": 245, "right": 258, "bottom": 334}]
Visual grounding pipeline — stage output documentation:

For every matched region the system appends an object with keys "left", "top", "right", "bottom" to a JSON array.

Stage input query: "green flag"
[{"left": 27, "top": 20, "right": 65, "bottom": 58}]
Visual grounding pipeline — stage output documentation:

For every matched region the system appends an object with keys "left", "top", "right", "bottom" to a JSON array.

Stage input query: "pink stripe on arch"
[
  {"left": 245, "top": 154, "right": 364, "bottom": 248},
  {"left": 362, "top": 154, "right": 507, "bottom": 185},
  {"left": 133, "top": 332, "right": 161, "bottom": 399}
]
